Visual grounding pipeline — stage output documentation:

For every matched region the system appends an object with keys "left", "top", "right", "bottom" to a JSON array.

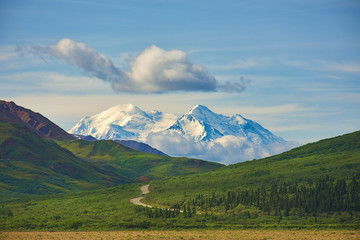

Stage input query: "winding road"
[
  {"left": 130, "top": 184, "right": 187, "bottom": 213},
  {"left": 130, "top": 184, "right": 153, "bottom": 207}
]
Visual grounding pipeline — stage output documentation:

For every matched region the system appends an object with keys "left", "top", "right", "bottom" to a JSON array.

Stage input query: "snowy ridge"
[
  {"left": 168, "top": 105, "right": 285, "bottom": 144},
  {"left": 68, "top": 104, "right": 177, "bottom": 141}
]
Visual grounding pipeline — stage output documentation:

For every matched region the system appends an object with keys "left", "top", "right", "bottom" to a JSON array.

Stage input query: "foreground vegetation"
[
  {"left": 0, "top": 131, "right": 359, "bottom": 230},
  {"left": 1, "top": 179, "right": 358, "bottom": 231},
  {"left": 0, "top": 181, "right": 359, "bottom": 230},
  {"left": 144, "top": 131, "right": 360, "bottom": 228},
  {"left": 147, "top": 131, "right": 360, "bottom": 205},
  {"left": 2, "top": 230, "right": 359, "bottom": 240},
  {"left": 0, "top": 184, "right": 146, "bottom": 231}
]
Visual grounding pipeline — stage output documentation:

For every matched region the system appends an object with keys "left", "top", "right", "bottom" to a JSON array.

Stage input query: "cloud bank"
[
  {"left": 146, "top": 131, "right": 298, "bottom": 165},
  {"left": 29, "top": 38, "right": 247, "bottom": 94}
]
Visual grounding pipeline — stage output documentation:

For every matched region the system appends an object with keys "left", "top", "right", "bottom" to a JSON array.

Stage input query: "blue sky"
[{"left": 0, "top": 0, "right": 359, "bottom": 144}]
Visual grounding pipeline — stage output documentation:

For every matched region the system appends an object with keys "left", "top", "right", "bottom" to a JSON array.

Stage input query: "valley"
[
  {"left": 2, "top": 0, "right": 359, "bottom": 238},
  {"left": 0, "top": 100, "right": 359, "bottom": 233}
]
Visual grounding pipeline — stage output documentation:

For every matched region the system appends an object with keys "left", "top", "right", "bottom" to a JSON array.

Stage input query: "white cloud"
[
  {"left": 0, "top": 46, "right": 18, "bottom": 61},
  {"left": 121, "top": 45, "right": 217, "bottom": 92},
  {"left": 0, "top": 45, "right": 45, "bottom": 70},
  {"left": 0, "top": 52, "right": 17, "bottom": 61},
  {"left": 282, "top": 59, "right": 360, "bottom": 74},
  {"left": 146, "top": 131, "right": 297, "bottom": 165},
  {"left": 271, "top": 124, "right": 321, "bottom": 132},
  {"left": 0, "top": 72, "right": 109, "bottom": 94},
  {"left": 318, "top": 61, "right": 360, "bottom": 73},
  {"left": 28, "top": 38, "right": 247, "bottom": 93},
  {"left": 209, "top": 57, "right": 271, "bottom": 70},
  {"left": 216, "top": 103, "right": 316, "bottom": 116}
]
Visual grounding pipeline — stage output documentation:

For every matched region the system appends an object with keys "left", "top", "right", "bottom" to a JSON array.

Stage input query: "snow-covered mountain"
[
  {"left": 168, "top": 105, "right": 285, "bottom": 144},
  {"left": 69, "top": 104, "right": 297, "bottom": 164},
  {"left": 68, "top": 104, "right": 177, "bottom": 141}
]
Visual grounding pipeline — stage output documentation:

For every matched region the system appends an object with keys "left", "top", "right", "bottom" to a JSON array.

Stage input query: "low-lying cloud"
[
  {"left": 146, "top": 131, "right": 298, "bottom": 165},
  {"left": 26, "top": 38, "right": 247, "bottom": 94}
]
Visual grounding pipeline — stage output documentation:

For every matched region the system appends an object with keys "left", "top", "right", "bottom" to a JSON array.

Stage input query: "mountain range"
[{"left": 69, "top": 104, "right": 296, "bottom": 164}]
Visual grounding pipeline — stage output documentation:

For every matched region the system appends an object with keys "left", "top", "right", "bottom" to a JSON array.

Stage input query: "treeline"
[
  {"left": 137, "top": 203, "right": 199, "bottom": 218},
  {"left": 139, "top": 207, "right": 181, "bottom": 218},
  {"left": 189, "top": 175, "right": 360, "bottom": 216},
  {"left": 138, "top": 175, "right": 360, "bottom": 219}
]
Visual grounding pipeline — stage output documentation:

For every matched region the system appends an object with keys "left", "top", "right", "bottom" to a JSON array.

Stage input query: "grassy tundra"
[{"left": 1, "top": 230, "right": 359, "bottom": 240}]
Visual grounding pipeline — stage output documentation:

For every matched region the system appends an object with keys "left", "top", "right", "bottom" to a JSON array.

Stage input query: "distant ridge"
[
  {"left": 72, "top": 134, "right": 97, "bottom": 141},
  {"left": 0, "top": 100, "right": 73, "bottom": 141},
  {"left": 115, "top": 140, "right": 168, "bottom": 156},
  {"left": 72, "top": 134, "right": 168, "bottom": 156}
]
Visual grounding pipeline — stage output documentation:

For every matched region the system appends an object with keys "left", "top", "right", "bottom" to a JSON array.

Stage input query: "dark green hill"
[
  {"left": 0, "top": 121, "right": 130, "bottom": 201},
  {"left": 146, "top": 131, "right": 360, "bottom": 209},
  {"left": 58, "top": 139, "right": 223, "bottom": 181}
]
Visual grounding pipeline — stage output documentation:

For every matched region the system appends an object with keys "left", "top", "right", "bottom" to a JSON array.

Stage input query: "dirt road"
[{"left": 130, "top": 184, "right": 152, "bottom": 207}]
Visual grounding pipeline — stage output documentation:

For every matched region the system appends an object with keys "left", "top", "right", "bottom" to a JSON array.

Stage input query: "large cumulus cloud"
[{"left": 29, "top": 38, "right": 247, "bottom": 93}]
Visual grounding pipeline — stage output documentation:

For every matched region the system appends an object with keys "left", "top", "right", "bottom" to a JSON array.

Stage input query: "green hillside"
[
  {"left": 58, "top": 139, "right": 223, "bottom": 181},
  {"left": 0, "top": 121, "right": 130, "bottom": 201},
  {"left": 145, "top": 131, "right": 360, "bottom": 217}
]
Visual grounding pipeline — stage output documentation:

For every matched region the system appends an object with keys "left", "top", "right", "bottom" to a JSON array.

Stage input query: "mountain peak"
[
  {"left": 107, "top": 103, "right": 141, "bottom": 113},
  {"left": 185, "top": 105, "right": 224, "bottom": 129},
  {"left": 167, "top": 104, "right": 285, "bottom": 144},
  {"left": 190, "top": 105, "right": 213, "bottom": 114},
  {"left": 69, "top": 103, "right": 177, "bottom": 141}
]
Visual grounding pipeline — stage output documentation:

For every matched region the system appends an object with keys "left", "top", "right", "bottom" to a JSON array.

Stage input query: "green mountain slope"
[
  {"left": 0, "top": 121, "right": 130, "bottom": 201},
  {"left": 146, "top": 131, "right": 360, "bottom": 208},
  {"left": 58, "top": 139, "right": 223, "bottom": 181}
]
